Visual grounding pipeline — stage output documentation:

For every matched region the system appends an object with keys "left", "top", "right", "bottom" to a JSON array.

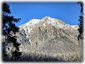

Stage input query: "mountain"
[{"left": 6, "top": 16, "right": 83, "bottom": 61}]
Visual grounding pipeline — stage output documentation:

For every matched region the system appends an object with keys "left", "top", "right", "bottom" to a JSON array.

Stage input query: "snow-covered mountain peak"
[
  {"left": 20, "top": 16, "right": 79, "bottom": 33},
  {"left": 24, "top": 16, "right": 53, "bottom": 26},
  {"left": 42, "top": 16, "right": 53, "bottom": 20},
  {"left": 25, "top": 19, "right": 41, "bottom": 26},
  {"left": 20, "top": 16, "right": 66, "bottom": 27}
]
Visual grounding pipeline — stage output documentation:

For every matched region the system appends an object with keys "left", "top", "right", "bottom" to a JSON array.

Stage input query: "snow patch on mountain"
[
  {"left": 20, "top": 16, "right": 78, "bottom": 33},
  {"left": 25, "top": 19, "right": 41, "bottom": 26}
]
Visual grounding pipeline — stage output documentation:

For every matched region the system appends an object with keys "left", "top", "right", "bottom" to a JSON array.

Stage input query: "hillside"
[{"left": 5, "top": 16, "right": 83, "bottom": 61}]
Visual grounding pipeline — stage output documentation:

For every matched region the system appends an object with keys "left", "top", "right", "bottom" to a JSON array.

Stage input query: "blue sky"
[{"left": 7, "top": 2, "right": 81, "bottom": 26}]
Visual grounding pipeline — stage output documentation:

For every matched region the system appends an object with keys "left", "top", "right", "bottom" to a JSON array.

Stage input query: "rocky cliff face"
[{"left": 16, "top": 16, "right": 83, "bottom": 61}]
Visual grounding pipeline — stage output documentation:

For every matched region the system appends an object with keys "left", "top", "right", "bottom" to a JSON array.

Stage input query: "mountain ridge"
[
  {"left": 20, "top": 16, "right": 78, "bottom": 27},
  {"left": 20, "top": 16, "right": 79, "bottom": 33}
]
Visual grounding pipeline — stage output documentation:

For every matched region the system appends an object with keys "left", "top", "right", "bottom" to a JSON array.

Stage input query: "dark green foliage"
[
  {"left": 2, "top": 3, "right": 11, "bottom": 14},
  {"left": 2, "top": 2, "right": 22, "bottom": 61},
  {"left": 77, "top": 2, "right": 83, "bottom": 40}
]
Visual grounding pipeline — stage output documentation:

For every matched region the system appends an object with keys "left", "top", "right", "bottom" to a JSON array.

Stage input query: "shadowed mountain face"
[{"left": 5, "top": 16, "right": 83, "bottom": 62}]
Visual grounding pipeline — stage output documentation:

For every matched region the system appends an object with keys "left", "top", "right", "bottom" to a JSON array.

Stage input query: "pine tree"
[
  {"left": 2, "top": 2, "right": 22, "bottom": 61},
  {"left": 77, "top": 2, "right": 83, "bottom": 40}
]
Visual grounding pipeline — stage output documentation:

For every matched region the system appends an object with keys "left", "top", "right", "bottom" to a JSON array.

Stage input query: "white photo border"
[{"left": 0, "top": 0, "right": 84, "bottom": 64}]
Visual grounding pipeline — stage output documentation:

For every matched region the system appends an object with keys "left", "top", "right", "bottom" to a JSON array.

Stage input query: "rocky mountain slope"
[{"left": 15, "top": 16, "right": 83, "bottom": 61}]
